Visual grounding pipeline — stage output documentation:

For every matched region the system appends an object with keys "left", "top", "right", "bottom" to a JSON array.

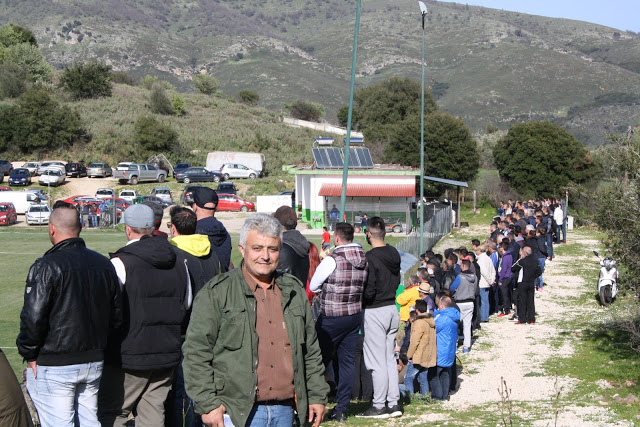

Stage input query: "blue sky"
[{"left": 447, "top": 1, "right": 639, "bottom": 32}]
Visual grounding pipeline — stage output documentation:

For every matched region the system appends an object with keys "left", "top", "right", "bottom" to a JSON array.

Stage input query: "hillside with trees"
[{"left": 0, "top": 0, "right": 639, "bottom": 146}]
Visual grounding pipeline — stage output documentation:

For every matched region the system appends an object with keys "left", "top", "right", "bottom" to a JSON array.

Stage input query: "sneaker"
[
  {"left": 356, "top": 406, "right": 389, "bottom": 419},
  {"left": 509, "top": 315, "right": 518, "bottom": 321},
  {"left": 463, "top": 347, "right": 470, "bottom": 353},
  {"left": 327, "top": 409, "right": 347, "bottom": 422},
  {"left": 528, "top": 321, "right": 535, "bottom": 324},
  {"left": 515, "top": 321, "right": 526, "bottom": 325},
  {"left": 387, "top": 404, "right": 403, "bottom": 418},
  {"left": 497, "top": 313, "right": 507, "bottom": 318}
]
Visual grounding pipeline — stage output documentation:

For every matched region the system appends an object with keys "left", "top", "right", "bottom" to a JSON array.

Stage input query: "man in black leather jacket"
[
  {"left": 17, "top": 202, "right": 122, "bottom": 426},
  {"left": 274, "top": 205, "right": 310, "bottom": 285}
]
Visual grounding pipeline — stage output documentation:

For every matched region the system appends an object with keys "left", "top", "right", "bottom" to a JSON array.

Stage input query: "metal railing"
[{"left": 395, "top": 203, "right": 452, "bottom": 258}]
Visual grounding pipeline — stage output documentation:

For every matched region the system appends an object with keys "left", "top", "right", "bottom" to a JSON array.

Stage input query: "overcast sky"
[{"left": 448, "top": 0, "right": 639, "bottom": 32}]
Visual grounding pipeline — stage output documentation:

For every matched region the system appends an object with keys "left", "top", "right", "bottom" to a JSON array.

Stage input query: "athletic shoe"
[
  {"left": 515, "top": 321, "right": 526, "bottom": 325},
  {"left": 462, "top": 347, "right": 470, "bottom": 353},
  {"left": 356, "top": 406, "right": 390, "bottom": 419},
  {"left": 497, "top": 313, "right": 507, "bottom": 318},
  {"left": 528, "top": 321, "right": 535, "bottom": 324},
  {"left": 509, "top": 315, "right": 518, "bottom": 321},
  {"left": 327, "top": 409, "right": 347, "bottom": 422},
  {"left": 387, "top": 404, "right": 403, "bottom": 418}
]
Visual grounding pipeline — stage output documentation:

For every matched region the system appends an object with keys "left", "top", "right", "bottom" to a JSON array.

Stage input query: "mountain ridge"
[{"left": 2, "top": 0, "right": 640, "bottom": 146}]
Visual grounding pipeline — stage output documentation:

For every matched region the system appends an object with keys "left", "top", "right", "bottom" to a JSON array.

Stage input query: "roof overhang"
[
  {"left": 318, "top": 183, "right": 415, "bottom": 198},
  {"left": 422, "top": 175, "right": 468, "bottom": 188}
]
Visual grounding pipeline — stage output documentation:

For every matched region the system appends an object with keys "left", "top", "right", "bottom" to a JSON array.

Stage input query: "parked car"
[
  {"left": 100, "top": 197, "right": 131, "bottom": 211},
  {"left": 38, "top": 161, "right": 66, "bottom": 175},
  {"left": 22, "top": 162, "right": 41, "bottom": 176},
  {"left": 0, "top": 191, "right": 41, "bottom": 214},
  {"left": 0, "top": 160, "right": 13, "bottom": 176},
  {"left": 0, "top": 187, "right": 10, "bottom": 191},
  {"left": 119, "top": 190, "right": 138, "bottom": 204},
  {"left": 61, "top": 195, "right": 101, "bottom": 206},
  {"left": 277, "top": 190, "right": 294, "bottom": 196},
  {"left": 26, "top": 204, "right": 51, "bottom": 226},
  {"left": 173, "top": 162, "right": 190, "bottom": 178},
  {"left": 216, "top": 182, "right": 238, "bottom": 195},
  {"left": 220, "top": 163, "right": 259, "bottom": 180},
  {"left": 217, "top": 194, "right": 255, "bottom": 212},
  {"left": 176, "top": 167, "right": 223, "bottom": 183},
  {"left": 0, "top": 202, "right": 17, "bottom": 225},
  {"left": 151, "top": 187, "right": 173, "bottom": 204},
  {"left": 38, "top": 169, "right": 66, "bottom": 187},
  {"left": 87, "top": 162, "right": 113, "bottom": 178},
  {"left": 141, "top": 195, "right": 171, "bottom": 209},
  {"left": 9, "top": 168, "right": 32, "bottom": 186},
  {"left": 180, "top": 185, "right": 203, "bottom": 205},
  {"left": 95, "top": 188, "right": 115, "bottom": 199},
  {"left": 114, "top": 163, "right": 167, "bottom": 185},
  {"left": 65, "top": 162, "right": 87, "bottom": 178}
]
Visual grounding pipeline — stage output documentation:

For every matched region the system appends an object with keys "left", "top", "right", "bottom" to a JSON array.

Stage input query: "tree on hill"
[
  {"left": 493, "top": 121, "right": 602, "bottom": 197},
  {"left": 0, "top": 88, "right": 86, "bottom": 153},
  {"left": 238, "top": 89, "right": 259, "bottom": 106},
  {"left": 0, "top": 62, "right": 27, "bottom": 98},
  {"left": 133, "top": 116, "right": 178, "bottom": 155},
  {"left": 0, "top": 24, "right": 37, "bottom": 49},
  {"left": 0, "top": 42, "right": 51, "bottom": 83},
  {"left": 385, "top": 111, "right": 480, "bottom": 183},
  {"left": 150, "top": 86, "right": 175, "bottom": 115},
  {"left": 60, "top": 61, "right": 113, "bottom": 99},
  {"left": 193, "top": 74, "right": 218, "bottom": 95},
  {"left": 288, "top": 100, "right": 325, "bottom": 122}
]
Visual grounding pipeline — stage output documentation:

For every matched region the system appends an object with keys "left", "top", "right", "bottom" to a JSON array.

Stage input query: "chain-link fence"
[{"left": 395, "top": 203, "right": 452, "bottom": 258}]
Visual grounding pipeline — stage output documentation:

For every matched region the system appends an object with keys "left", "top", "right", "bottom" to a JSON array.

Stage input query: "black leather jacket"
[{"left": 17, "top": 238, "right": 122, "bottom": 366}]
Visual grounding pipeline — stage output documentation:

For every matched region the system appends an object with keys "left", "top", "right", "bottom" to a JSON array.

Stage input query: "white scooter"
[{"left": 593, "top": 251, "right": 618, "bottom": 306}]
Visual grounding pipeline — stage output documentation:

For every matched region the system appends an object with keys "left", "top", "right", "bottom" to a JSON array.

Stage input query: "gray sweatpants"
[
  {"left": 458, "top": 302, "right": 474, "bottom": 349},
  {"left": 363, "top": 305, "right": 400, "bottom": 409}
]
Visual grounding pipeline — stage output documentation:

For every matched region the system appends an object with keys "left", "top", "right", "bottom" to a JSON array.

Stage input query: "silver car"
[
  {"left": 87, "top": 162, "right": 113, "bottom": 178},
  {"left": 151, "top": 187, "right": 173, "bottom": 204},
  {"left": 26, "top": 204, "right": 51, "bottom": 225},
  {"left": 22, "top": 162, "right": 41, "bottom": 176},
  {"left": 38, "top": 169, "right": 66, "bottom": 187},
  {"left": 220, "top": 163, "right": 259, "bottom": 180}
]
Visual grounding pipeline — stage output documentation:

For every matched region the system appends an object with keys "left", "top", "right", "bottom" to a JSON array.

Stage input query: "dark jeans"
[
  {"left": 490, "top": 283, "right": 502, "bottom": 314},
  {"left": 316, "top": 312, "right": 363, "bottom": 412},
  {"left": 517, "top": 282, "right": 535, "bottom": 323},
  {"left": 165, "top": 361, "right": 202, "bottom": 427},
  {"left": 352, "top": 334, "right": 373, "bottom": 401},
  {"left": 499, "top": 277, "right": 512, "bottom": 314},
  {"left": 428, "top": 366, "right": 450, "bottom": 401}
]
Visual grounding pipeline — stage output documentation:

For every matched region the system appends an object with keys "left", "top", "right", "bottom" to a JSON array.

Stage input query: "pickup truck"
[{"left": 113, "top": 163, "right": 167, "bottom": 185}]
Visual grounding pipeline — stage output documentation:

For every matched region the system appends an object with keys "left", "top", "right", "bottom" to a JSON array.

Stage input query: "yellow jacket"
[
  {"left": 396, "top": 286, "right": 420, "bottom": 322},
  {"left": 407, "top": 315, "right": 437, "bottom": 368}
]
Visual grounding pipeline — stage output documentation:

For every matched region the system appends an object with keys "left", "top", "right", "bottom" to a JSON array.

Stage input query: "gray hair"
[
  {"left": 409, "top": 274, "right": 420, "bottom": 285},
  {"left": 239, "top": 213, "right": 283, "bottom": 248}
]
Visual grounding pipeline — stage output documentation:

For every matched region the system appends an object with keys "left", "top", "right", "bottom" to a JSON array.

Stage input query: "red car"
[
  {"left": 0, "top": 202, "right": 17, "bottom": 225},
  {"left": 217, "top": 194, "right": 255, "bottom": 212},
  {"left": 61, "top": 195, "right": 100, "bottom": 205}
]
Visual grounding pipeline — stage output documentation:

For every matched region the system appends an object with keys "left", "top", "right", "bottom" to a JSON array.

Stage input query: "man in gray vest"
[{"left": 98, "top": 204, "right": 191, "bottom": 426}]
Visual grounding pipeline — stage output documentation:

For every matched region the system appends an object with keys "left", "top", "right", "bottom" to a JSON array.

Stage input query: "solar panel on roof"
[
  {"left": 312, "top": 148, "right": 328, "bottom": 169},
  {"left": 327, "top": 148, "right": 344, "bottom": 168},
  {"left": 345, "top": 148, "right": 361, "bottom": 168},
  {"left": 357, "top": 148, "right": 374, "bottom": 168}
]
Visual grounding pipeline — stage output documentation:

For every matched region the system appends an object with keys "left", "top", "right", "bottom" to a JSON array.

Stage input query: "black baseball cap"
[{"left": 193, "top": 187, "right": 218, "bottom": 210}]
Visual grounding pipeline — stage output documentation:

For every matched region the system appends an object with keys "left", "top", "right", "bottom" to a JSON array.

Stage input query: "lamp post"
[
  {"left": 339, "top": 0, "right": 362, "bottom": 221},
  {"left": 418, "top": 1, "right": 427, "bottom": 256}
]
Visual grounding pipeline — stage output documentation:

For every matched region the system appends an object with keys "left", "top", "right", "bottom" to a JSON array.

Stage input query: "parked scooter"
[{"left": 593, "top": 251, "right": 618, "bottom": 306}]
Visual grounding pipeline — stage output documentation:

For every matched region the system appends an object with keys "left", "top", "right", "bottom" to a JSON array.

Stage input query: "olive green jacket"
[{"left": 182, "top": 267, "right": 329, "bottom": 426}]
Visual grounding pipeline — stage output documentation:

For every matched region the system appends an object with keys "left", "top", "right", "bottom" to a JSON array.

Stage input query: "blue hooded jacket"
[{"left": 434, "top": 307, "right": 460, "bottom": 367}]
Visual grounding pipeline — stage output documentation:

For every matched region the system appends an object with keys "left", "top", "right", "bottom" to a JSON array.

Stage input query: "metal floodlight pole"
[
  {"left": 419, "top": 1, "right": 427, "bottom": 256},
  {"left": 339, "top": 0, "right": 362, "bottom": 221}
]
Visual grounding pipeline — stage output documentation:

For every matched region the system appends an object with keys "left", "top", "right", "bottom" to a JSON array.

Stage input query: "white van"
[{"left": 0, "top": 191, "right": 41, "bottom": 214}]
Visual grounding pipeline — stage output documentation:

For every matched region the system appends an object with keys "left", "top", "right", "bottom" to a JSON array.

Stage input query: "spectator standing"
[
  {"left": 430, "top": 296, "right": 460, "bottom": 401},
  {"left": 0, "top": 349, "right": 34, "bottom": 426},
  {"left": 182, "top": 214, "right": 328, "bottom": 427},
  {"left": 17, "top": 202, "right": 122, "bottom": 426},
  {"left": 310, "top": 222, "right": 368, "bottom": 421},
  {"left": 321, "top": 226, "right": 331, "bottom": 251},
  {"left": 193, "top": 187, "right": 233, "bottom": 272},
  {"left": 512, "top": 246, "right": 542, "bottom": 324},
  {"left": 89, "top": 202, "right": 98, "bottom": 228},
  {"left": 475, "top": 246, "right": 496, "bottom": 322},
  {"left": 98, "top": 204, "right": 191, "bottom": 426},
  {"left": 166, "top": 206, "right": 220, "bottom": 427},
  {"left": 357, "top": 217, "right": 402, "bottom": 419},
  {"left": 450, "top": 260, "right": 477, "bottom": 353},
  {"left": 329, "top": 204, "right": 340, "bottom": 231},
  {"left": 405, "top": 300, "right": 436, "bottom": 396},
  {"left": 553, "top": 203, "right": 564, "bottom": 244},
  {"left": 496, "top": 241, "right": 514, "bottom": 317},
  {"left": 274, "top": 205, "right": 311, "bottom": 285}
]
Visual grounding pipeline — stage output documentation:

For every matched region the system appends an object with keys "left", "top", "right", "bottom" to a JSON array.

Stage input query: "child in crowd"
[
  {"left": 430, "top": 295, "right": 460, "bottom": 401},
  {"left": 405, "top": 300, "right": 436, "bottom": 395}
]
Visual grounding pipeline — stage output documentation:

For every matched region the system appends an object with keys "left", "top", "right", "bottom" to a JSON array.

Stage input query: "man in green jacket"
[{"left": 183, "top": 213, "right": 328, "bottom": 427}]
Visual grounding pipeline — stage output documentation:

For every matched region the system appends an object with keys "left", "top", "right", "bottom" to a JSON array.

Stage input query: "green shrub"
[
  {"left": 111, "top": 71, "right": 137, "bottom": 86},
  {"left": 133, "top": 116, "right": 178, "bottom": 154},
  {"left": 172, "top": 94, "right": 185, "bottom": 116},
  {"left": 60, "top": 61, "right": 112, "bottom": 99},
  {"left": 238, "top": 89, "right": 259, "bottom": 106},
  {"left": 0, "top": 62, "right": 27, "bottom": 98},
  {"left": 193, "top": 74, "right": 218, "bottom": 95},
  {"left": 140, "top": 74, "right": 158, "bottom": 90},
  {"left": 150, "top": 87, "right": 175, "bottom": 115},
  {"left": 289, "top": 100, "right": 325, "bottom": 122}
]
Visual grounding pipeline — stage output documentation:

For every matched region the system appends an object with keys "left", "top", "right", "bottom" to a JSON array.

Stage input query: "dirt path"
[{"left": 431, "top": 226, "right": 630, "bottom": 426}]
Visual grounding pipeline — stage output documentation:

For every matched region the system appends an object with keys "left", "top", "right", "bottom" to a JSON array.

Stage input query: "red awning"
[{"left": 318, "top": 183, "right": 415, "bottom": 198}]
